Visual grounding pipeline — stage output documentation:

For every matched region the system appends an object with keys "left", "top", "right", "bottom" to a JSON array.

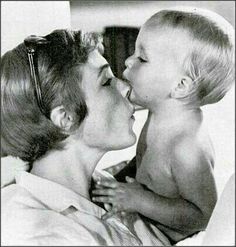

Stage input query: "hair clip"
[
  {"left": 24, "top": 35, "right": 50, "bottom": 53},
  {"left": 24, "top": 35, "right": 50, "bottom": 118}
]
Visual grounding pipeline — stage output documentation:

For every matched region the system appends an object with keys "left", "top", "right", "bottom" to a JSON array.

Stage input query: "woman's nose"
[
  {"left": 125, "top": 55, "right": 134, "bottom": 69},
  {"left": 115, "top": 79, "right": 131, "bottom": 98}
]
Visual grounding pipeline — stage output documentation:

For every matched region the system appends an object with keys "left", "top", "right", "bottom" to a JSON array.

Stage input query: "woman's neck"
[{"left": 31, "top": 137, "right": 105, "bottom": 199}]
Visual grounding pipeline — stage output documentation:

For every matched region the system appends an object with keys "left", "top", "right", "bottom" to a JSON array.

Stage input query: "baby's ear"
[
  {"left": 50, "top": 106, "right": 74, "bottom": 132},
  {"left": 170, "top": 77, "right": 194, "bottom": 99}
]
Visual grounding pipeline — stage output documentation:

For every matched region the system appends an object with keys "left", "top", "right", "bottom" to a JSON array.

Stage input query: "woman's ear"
[
  {"left": 50, "top": 106, "right": 74, "bottom": 132},
  {"left": 170, "top": 77, "right": 194, "bottom": 99}
]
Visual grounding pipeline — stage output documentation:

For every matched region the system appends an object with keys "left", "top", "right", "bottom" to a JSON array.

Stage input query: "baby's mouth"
[
  {"left": 121, "top": 76, "right": 133, "bottom": 98},
  {"left": 121, "top": 73, "right": 131, "bottom": 84}
]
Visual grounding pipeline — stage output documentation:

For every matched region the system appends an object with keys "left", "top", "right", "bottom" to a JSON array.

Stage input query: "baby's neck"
[
  {"left": 148, "top": 99, "right": 202, "bottom": 128},
  {"left": 31, "top": 137, "right": 105, "bottom": 200}
]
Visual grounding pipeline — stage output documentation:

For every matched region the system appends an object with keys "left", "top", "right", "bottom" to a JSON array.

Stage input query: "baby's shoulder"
[{"left": 172, "top": 132, "right": 214, "bottom": 175}]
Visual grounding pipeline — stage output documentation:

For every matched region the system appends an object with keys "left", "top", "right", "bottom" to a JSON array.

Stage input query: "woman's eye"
[
  {"left": 138, "top": 57, "right": 147, "bottom": 63},
  {"left": 102, "top": 78, "right": 112, "bottom": 86}
]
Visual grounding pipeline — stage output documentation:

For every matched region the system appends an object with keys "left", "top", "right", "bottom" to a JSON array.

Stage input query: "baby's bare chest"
[{"left": 136, "top": 130, "right": 179, "bottom": 198}]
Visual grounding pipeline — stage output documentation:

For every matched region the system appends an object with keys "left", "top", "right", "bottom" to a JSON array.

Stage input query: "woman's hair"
[
  {"left": 147, "top": 8, "right": 235, "bottom": 106},
  {"left": 1, "top": 29, "right": 102, "bottom": 162}
]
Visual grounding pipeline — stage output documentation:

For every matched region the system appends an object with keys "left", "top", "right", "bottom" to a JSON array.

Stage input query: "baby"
[{"left": 92, "top": 7, "right": 235, "bottom": 243}]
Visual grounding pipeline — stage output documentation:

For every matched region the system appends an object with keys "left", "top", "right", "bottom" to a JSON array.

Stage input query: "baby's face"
[{"left": 123, "top": 24, "right": 191, "bottom": 109}]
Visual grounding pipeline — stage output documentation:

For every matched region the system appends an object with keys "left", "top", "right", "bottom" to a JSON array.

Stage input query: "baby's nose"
[
  {"left": 125, "top": 55, "right": 134, "bottom": 69},
  {"left": 116, "top": 79, "right": 131, "bottom": 98}
]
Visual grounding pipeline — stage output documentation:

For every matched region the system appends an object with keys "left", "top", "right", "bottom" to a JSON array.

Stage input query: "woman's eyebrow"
[{"left": 98, "top": 63, "right": 109, "bottom": 77}]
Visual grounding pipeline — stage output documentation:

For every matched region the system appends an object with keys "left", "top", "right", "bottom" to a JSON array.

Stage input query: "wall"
[
  {"left": 71, "top": 1, "right": 235, "bottom": 32},
  {"left": 1, "top": 1, "right": 71, "bottom": 55},
  {"left": 71, "top": 1, "right": 235, "bottom": 196}
]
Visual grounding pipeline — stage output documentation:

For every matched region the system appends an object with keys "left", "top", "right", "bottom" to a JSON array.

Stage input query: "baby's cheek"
[{"left": 133, "top": 67, "right": 142, "bottom": 80}]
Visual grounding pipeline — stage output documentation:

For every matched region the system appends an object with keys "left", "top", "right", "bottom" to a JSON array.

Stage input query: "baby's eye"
[
  {"left": 138, "top": 57, "right": 147, "bottom": 63},
  {"left": 102, "top": 78, "right": 113, "bottom": 86}
]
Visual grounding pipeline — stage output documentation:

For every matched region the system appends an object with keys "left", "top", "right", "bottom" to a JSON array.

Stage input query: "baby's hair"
[{"left": 147, "top": 7, "right": 235, "bottom": 106}]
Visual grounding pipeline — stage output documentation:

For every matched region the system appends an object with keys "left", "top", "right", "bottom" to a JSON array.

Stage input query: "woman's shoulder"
[
  {"left": 2, "top": 183, "right": 50, "bottom": 228},
  {"left": 1, "top": 156, "right": 29, "bottom": 188},
  {"left": 1, "top": 184, "right": 39, "bottom": 244},
  {"left": 2, "top": 184, "right": 43, "bottom": 226},
  {"left": 2, "top": 184, "right": 59, "bottom": 245}
]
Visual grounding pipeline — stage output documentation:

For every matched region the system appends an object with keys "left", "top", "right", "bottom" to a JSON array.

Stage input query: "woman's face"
[{"left": 79, "top": 49, "right": 136, "bottom": 151}]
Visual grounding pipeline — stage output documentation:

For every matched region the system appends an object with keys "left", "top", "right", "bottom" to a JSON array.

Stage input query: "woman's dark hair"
[{"left": 1, "top": 29, "right": 102, "bottom": 162}]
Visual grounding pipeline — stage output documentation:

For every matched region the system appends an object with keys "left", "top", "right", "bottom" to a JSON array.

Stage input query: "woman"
[{"left": 1, "top": 29, "right": 169, "bottom": 245}]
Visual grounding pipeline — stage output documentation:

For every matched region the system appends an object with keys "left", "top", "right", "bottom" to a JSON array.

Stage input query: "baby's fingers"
[
  {"left": 97, "top": 180, "right": 118, "bottom": 189},
  {"left": 125, "top": 176, "right": 135, "bottom": 183},
  {"left": 92, "top": 196, "right": 114, "bottom": 204},
  {"left": 102, "top": 207, "right": 118, "bottom": 220},
  {"left": 94, "top": 183, "right": 104, "bottom": 189},
  {"left": 92, "top": 189, "right": 116, "bottom": 196}
]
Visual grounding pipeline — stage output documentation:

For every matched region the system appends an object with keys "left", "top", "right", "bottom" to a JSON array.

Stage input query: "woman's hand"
[
  {"left": 1, "top": 156, "right": 30, "bottom": 188},
  {"left": 92, "top": 176, "right": 144, "bottom": 220}
]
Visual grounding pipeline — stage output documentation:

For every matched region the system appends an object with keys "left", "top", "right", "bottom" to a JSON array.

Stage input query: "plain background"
[{"left": 71, "top": 1, "right": 235, "bottom": 31}]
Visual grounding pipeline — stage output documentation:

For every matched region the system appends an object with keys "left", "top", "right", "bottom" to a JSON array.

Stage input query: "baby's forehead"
[
  {"left": 139, "top": 24, "right": 192, "bottom": 57},
  {"left": 142, "top": 22, "right": 190, "bottom": 40}
]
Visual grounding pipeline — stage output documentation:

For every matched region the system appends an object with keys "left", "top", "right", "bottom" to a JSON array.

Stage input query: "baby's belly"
[{"left": 136, "top": 161, "right": 179, "bottom": 198}]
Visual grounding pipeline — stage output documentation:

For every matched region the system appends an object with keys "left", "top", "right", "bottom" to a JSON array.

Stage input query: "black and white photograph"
[{"left": 1, "top": 1, "right": 235, "bottom": 246}]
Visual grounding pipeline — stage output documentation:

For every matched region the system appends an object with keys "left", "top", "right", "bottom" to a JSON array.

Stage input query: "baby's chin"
[
  {"left": 129, "top": 90, "right": 146, "bottom": 108},
  {"left": 129, "top": 90, "right": 138, "bottom": 103}
]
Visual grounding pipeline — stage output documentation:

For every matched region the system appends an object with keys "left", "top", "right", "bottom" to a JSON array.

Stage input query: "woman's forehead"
[{"left": 87, "top": 49, "right": 108, "bottom": 69}]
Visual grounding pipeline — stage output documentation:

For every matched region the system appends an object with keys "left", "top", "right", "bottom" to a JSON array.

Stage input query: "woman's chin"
[
  {"left": 130, "top": 132, "right": 137, "bottom": 145},
  {"left": 120, "top": 132, "right": 137, "bottom": 149},
  {"left": 127, "top": 121, "right": 137, "bottom": 146},
  {"left": 108, "top": 133, "right": 136, "bottom": 151}
]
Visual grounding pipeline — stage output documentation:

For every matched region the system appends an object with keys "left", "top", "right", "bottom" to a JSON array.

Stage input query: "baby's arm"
[
  {"left": 133, "top": 139, "right": 217, "bottom": 238},
  {"left": 1, "top": 156, "right": 29, "bottom": 188},
  {"left": 93, "top": 139, "right": 217, "bottom": 241}
]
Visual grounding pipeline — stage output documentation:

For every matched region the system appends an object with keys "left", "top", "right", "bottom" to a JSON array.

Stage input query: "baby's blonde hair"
[{"left": 147, "top": 7, "right": 235, "bottom": 106}]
